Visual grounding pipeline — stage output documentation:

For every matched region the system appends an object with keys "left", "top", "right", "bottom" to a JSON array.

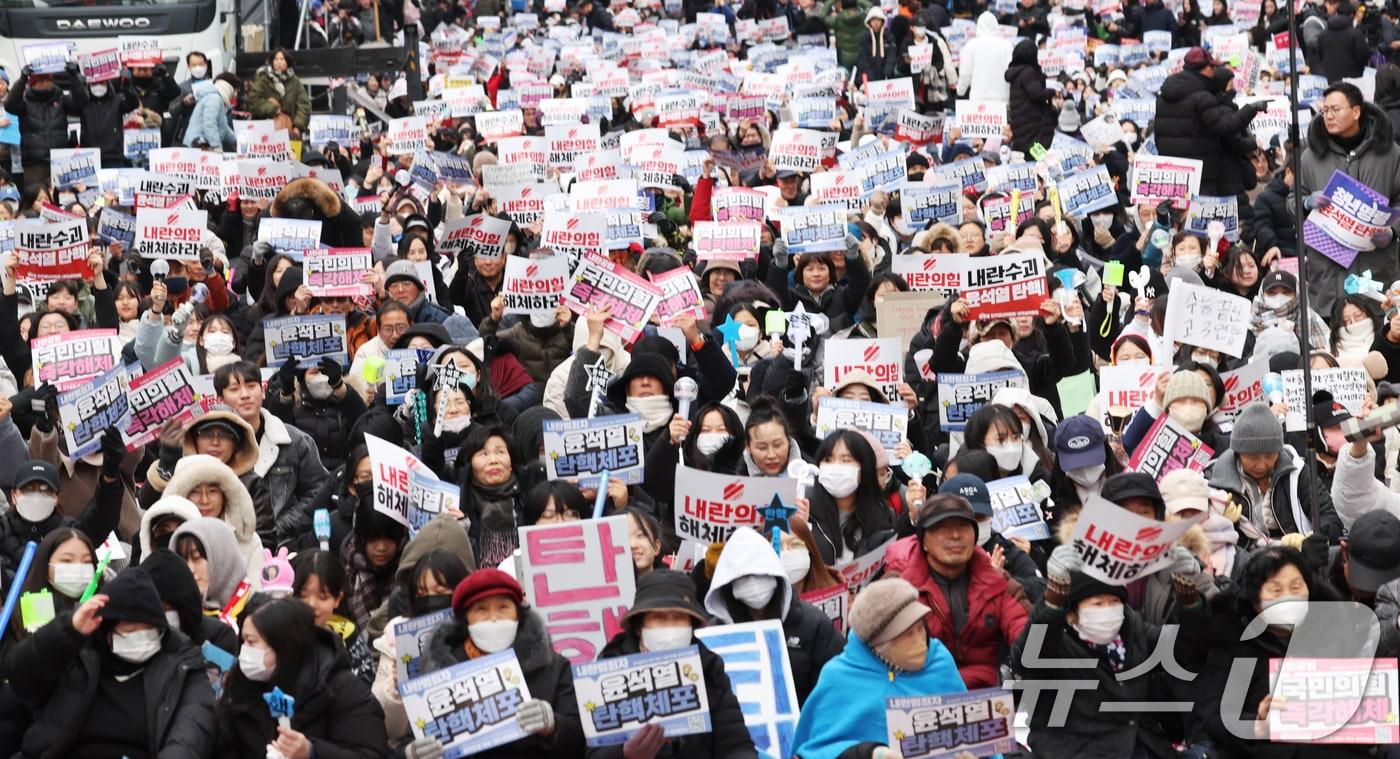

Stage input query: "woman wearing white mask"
[
  {"left": 590, "top": 570, "right": 757, "bottom": 759},
  {"left": 644, "top": 403, "right": 747, "bottom": 515},
  {"left": 481, "top": 293, "right": 575, "bottom": 386},
  {"left": 1250, "top": 269, "right": 1330, "bottom": 352},
  {"left": 704, "top": 527, "right": 844, "bottom": 705},
  {"left": 163, "top": 454, "right": 266, "bottom": 584},
  {"left": 7, "top": 568, "right": 214, "bottom": 756},
  {"left": 718, "top": 303, "right": 779, "bottom": 366},
  {"left": 804, "top": 430, "right": 896, "bottom": 565},
  {"left": 1012, "top": 542, "right": 1210, "bottom": 757},
  {"left": 964, "top": 404, "right": 1046, "bottom": 481},
  {"left": 406, "top": 569, "right": 584, "bottom": 759},
  {"left": 0, "top": 527, "right": 98, "bottom": 655},
  {"left": 214, "top": 596, "right": 387, "bottom": 759}
]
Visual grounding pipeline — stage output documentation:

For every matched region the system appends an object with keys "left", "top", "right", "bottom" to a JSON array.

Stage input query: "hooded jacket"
[
  {"left": 883, "top": 534, "right": 1030, "bottom": 689},
  {"left": 548, "top": 320, "right": 633, "bottom": 419},
  {"left": 1320, "top": 13, "right": 1371, "bottom": 83},
  {"left": 140, "top": 547, "right": 239, "bottom": 655},
  {"left": 164, "top": 455, "right": 266, "bottom": 581},
  {"left": 1154, "top": 68, "right": 1263, "bottom": 196},
  {"left": 703, "top": 528, "right": 844, "bottom": 704},
  {"left": 1005, "top": 38, "right": 1058, "bottom": 153},
  {"left": 182, "top": 79, "right": 235, "bottom": 151},
  {"left": 856, "top": 7, "right": 898, "bottom": 83},
  {"left": 956, "top": 12, "right": 1014, "bottom": 101},
  {"left": 1206, "top": 447, "right": 1343, "bottom": 543},
  {"left": 137, "top": 495, "right": 202, "bottom": 561},
  {"left": 172, "top": 516, "right": 253, "bottom": 606},
  {"left": 365, "top": 513, "right": 478, "bottom": 642},
  {"left": 418, "top": 608, "right": 586, "bottom": 758},
  {"left": 269, "top": 177, "right": 364, "bottom": 248}
]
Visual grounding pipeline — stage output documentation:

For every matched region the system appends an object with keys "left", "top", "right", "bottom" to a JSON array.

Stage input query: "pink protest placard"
[{"left": 519, "top": 516, "right": 636, "bottom": 664}]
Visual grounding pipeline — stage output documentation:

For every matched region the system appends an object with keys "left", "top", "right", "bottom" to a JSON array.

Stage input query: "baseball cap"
[
  {"left": 15, "top": 460, "right": 58, "bottom": 492},
  {"left": 938, "top": 474, "right": 992, "bottom": 518},
  {"left": 775, "top": 169, "right": 800, "bottom": 179},
  {"left": 1055, "top": 415, "right": 1106, "bottom": 471},
  {"left": 1183, "top": 46, "right": 1223, "bottom": 70},
  {"left": 1346, "top": 510, "right": 1400, "bottom": 593},
  {"left": 916, "top": 493, "right": 979, "bottom": 530},
  {"left": 1261, "top": 270, "right": 1297, "bottom": 294},
  {"left": 1379, "top": 381, "right": 1400, "bottom": 403},
  {"left": 1100, "top": 472, "right": 1165, "bottom": 518}
]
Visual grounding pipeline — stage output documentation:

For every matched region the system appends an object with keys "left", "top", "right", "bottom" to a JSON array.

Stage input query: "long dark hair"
[
  {"left": 809, "top": 430, "right": 892, "bottom": 554},
  {"left": 681, "top": 402, "right": 744, "bottom": 471},
  {"left": 522, "top": 481, "right": 587, "bottom": 525},
  {"left": 1327, "top": 295, "right": 1381, "bottom": 354},
  {"left": 291, "top": 549, "right": 347, "bottom": 601},
  {"left": 964, "top": 405, "right": 1026, "bottom": 473},
  {"left": 232, "top": 597, "right": 321, "bottom": 695}
]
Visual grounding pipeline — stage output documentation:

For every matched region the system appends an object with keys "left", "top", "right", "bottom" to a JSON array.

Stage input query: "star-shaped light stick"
[{"left": 715, "top": 314, "right": 744, "bottom": 369}]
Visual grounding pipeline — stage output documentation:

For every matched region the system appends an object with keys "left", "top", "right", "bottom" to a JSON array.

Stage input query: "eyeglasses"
[
  {"left": 1320, "top": 106, "right": 1355, "bottom": 116},
  {"left": 196, "top": 428, "right": 238, "bottom": 443},
  {"left": 380, "top": 323, "right": 409, "bottom": 338}
]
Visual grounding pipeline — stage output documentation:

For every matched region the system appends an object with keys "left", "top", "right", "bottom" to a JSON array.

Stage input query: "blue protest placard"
[
  {"left": 56, "top": 363, "right": 131, "bottom": 459},
  {"left": 936, "top": 370, "right": 1028, "bottom": 432},
  {"left": 814, "top": 396, "right": 910, "bottom": 463},
  {"left": 1303, "top": 170, "right": 1399, "bottom": 269},
  {"left": 400, "top": 649, "right": 533, "bottom": 757},
  {"left": 780, "top": 204, "right": 847, "bottom": 255},
  {"left": 0, "top": 113, "right": 18, "bottom": 146},
  {"left": 987, "top": 475, "right": 1050, "bottom": 541},
  {"left": 96, "top": 208, "right": 135, "bottom": 248},
  {"left": 1184, "top": 194, "right": 1241, "bottom": 242},
  {"left": 932, "top": 156, "right": 987, "bottom": 194},
  {"left": 383, "top": 348, "right": 431, "bottom": 406},
  {"left": 543, "top": 413, "right": 645, "bottom": 487},
  {"left": 573, "top": 646, "right": 712, "bottom": 747},
  {"left": 263, "top": 314, "right": 348, "bottom": 369},
  {"left": 393, "top": 609, "right": 454, "bottom": 683},
  {"left": 694, "top": 621, "right": 799, "bottom": 759},
  {"left": 886, "top": 687, "right": 1016, "bottom": 759},
  {"left": 901, "top": 182, "right": 963, "bottom": 226},
  {"left": 1057, "top": 165, "right": 1118, "bottom": 218}
]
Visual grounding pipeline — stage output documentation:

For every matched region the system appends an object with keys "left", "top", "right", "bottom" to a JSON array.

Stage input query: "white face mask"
[
  {"left": 239, "top": 644, "right": 276, "bottom": 681},
  {"left": 51, "top": 562, "right": 94, "bottom": 598},
  {"left": 641, "top": 624, "right": 693, "bottom": 652},
  {"left": 468, "top": 619, "right": 519, "bottom": 653},
  {"left": 16, "top": 492, "right": 56, "bottom": 523},
  {"left": 90, "top": 84, "right": 108, "bottom": 98},
  {"left": 780, "top": 549, "right": 810, "bottom": 585},
  {"left": 1071, "top": 603, "right": 1124, "bottom": 645},
  {"left": 305, "top": 373, "right": 334, "bottom": 400},
  {"left": 1175, "top": 254, "right": 1201, "bottom": 271},
  {"left": 1169, "top": 404, "right": 1207, "bottom": 434},
  {"left": 1122, "top": 131, "right": 1138, "bottom": 147},
  {"left": 111, "top": 628, "right": 163, "bottom": 663},
  {"left": 529, "top": 311, "right": 556, "bottom": 329},
  {"left": 1263, "top": 293, "right": 1291, "bottom": 309},
  {"left": 977, "top": 520, "right": 993, "bottom": 546},
  {"left": 695, "top": 432, "right": 731, "bottom": 456},
  {"left": 165, "top": 609, "right": 182, "bottom": 629},
  {"left": 189, "top": 65, "right": 208, "bottom": 80},
  {"left": 988, "top": 442, "right": 1023, "bottom": 472},
  {"left": 1090, "top": 213, "right": 1113, "bottom": 230},
  {"left": 731, "top": 575, "right": 778, "bottom": 609},
  {"left": 626, "top": 395, "right": 674, "bottom": 433},
  {"left": 1259, "top": 594, "right": 1308, "bottom": 626},
  {"left": 736, "top": 325, "right": 760, "bottom": 352},
  {"left": 1190, "top": 352, "right": 1215, "bottom": 365},
  {"left": 442, "top": 414, "right": 471, "bottom": 434},
  {"left": 203, "top": 332, "right": 235, "bottom": 356},
  {"left": 818, "top": 463, "right": 860, "bottom": 498},
  {"left": 1067, "top": 463, "right": 1105, "bottom": 487}
]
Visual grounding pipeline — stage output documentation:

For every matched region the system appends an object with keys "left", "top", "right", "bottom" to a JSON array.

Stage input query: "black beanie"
[
  {"left": 99, "top": 568, "right": 169, "bottom": 631},
  {"left": 139, "top": 549, "right": 203, "bottom": 641},
  {"left": 1065, "top": 571, "right": 1129, "bottom": 611}
]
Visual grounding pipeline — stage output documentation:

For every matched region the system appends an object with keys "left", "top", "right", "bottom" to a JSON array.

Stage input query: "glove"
[
  {"left": 170, "top": 300, "right": 195, "bottom": 336},
  {"left": 250, "top": 240, "right": 272, "bottom": 267},
  {"left": 18, "top": 65, "right": 31, "bottom": 81},
  {"left": 276, "top": 358, "right": 300, "bottom": 396},
  {"left": 1165, "top": 544, "right": 1199, "bottom": 577},
  {"left": 516, "top": 698, "right": 556, "bottom": 735},
  {"left": 1306, "top": 191, "right": 1332, "bottom": 211},
  {"left": 1300, "top": 532, "right": 1330, "bottom": 574},
  {"left": 31, "top": 384, "right": 58, "bottom": 433},
  {"left": 1372, "top": 227, "right": 1394, "bottom": 248},
  {"left": 318, "top": 357, "right": 344, "bottom": 389},
  {"left": 783, "top": 366, "right": 808, "bottom": 400},
  {"left": 1278, "top": 532, "right": 1306, "bottom": 551},
  {"left": 100, "top": 427, "right": 125, "bottom": 478},
  {"left": 403, "top": 737, "right": 445, "bottom": 759},
  {"left": 1047, "top": 543, "right": 1083, "bottom": 584}
]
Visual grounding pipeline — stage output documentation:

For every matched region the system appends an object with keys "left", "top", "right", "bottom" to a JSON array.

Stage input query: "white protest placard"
[
  {"left": 386, "top": 116, "right": 430, "bottom": 155},
  {"left": 810, "top": 171, "right": 864, "bottom": 210},
  {"left": 780, "top": 204, "right": 847, "bottom": 255},
  {"left": 308, "top": 114, "right": 355, "bottom": 150},
  {"left": 134, "top": 207, "right": 207, "bottom": 262},
  {"left": 31, "top": 329, "right": 121, "bottom": 391},
  {"left": 987, "top": 475, "right": 1050, "bottom": 541},
  {"left": 961, "top": 251, "right": 1048, "bottom": 320},
  {"left": 1130, "top": 154, "right": 1202, "bottom": 209},
  {"left": 814, "top": 396, "right": 909, "bottom": 462},
  {"left": 366, "top": 433, "right": 425, "bottom": 529},
  {"left": 1184, "top": 195, "right": 1241, "bottom": 242},
  {"left": 543, "top": 413, "right": 645, "bottom": 487},
  {"left": 257, "top": 218, "right": 322, "bottom": 261},
  {"left": 1162, "top": 281, "right": 1251, "bottom": 358},
  {"left": 835, "top": 538, "right": 894, "bottom": 591},
  {"left": 673, "top": 464, "right": 795, "bottom": 543},
  {"left": 118, "top": 36, "right": 162, "bottom": 66},
  {"left": 392, "top": 609, "right": 453, "bottom": 683},
  {"left": 401, "top": 650, "right": 533, "bottom": 753},
  {"left": 1281, "top": 367, "right": 1368, "bottom": 432},
  {"left": 769, "top": 128, "right": 825, "bottom": 173},
  {"left": 123, "top": 128, "right": 161, "bottom": 161},
  {"left": 263, "top": 314, "right": 347, "bottom": 368},
  {"left": 886, "top": 688, "right": 1017, "bottom": 759},
  {"left": 900, "top": 182, "right": 963, "bottom": 227},
  {"left": 573, "top": 647, "right": 712, "bottom": 747},
  {"left": 954, "top": 100, "right": 1008, "bottom": 139},
  {"left": 1099, "top": 364, "right": 1170, "bottom": 413},
  {"left": 542, "top": 212, "right": 608, "bottom": 266},
  {"left": 1069, "top": 495, "right": 1203, "bottom": 585},
  {"left": 49, "top": 148, "right": 100, "bottom": 190},
  {"left": 237, "top": 159, "right": 295, "bottom": 199},
  {"left": 824, "top": 337, "right": 903, "bottom": 402},
  {"left": 440, "top": 214, "right": 512, "bottom": 259},
  {"left": 476, "top": 110, "right": 526, "bottom": 144},
  {"left": 382, "top": 348, "right": 429, "bottom": 407},
  {"left": 1057, "top": 165, "right": 1118, "bottom": 218},
  {"left": 502, "top": 254, "right": 568, "bottom": 317},
  {"left": 1214, "top": 356, "right": 1270, "bottom": 426},
  {"left": 304, "top": 248, "right": 372, "bottom": 298},
  {"left": 936, "top": 370, "right": 1029, "bottom": 432},
  {"left": 694, "top": 621, "right": 801, "bottom": 759},
  {"left": 1128, "top": 414, "right": 1215, "bottom": 481},
  {"left": 22, "top": 43, "right": 70, "bottom": 74},
  {"left": 519, "top": 516, "right": 636, "bottom": 664},
  {"left": 891, "top": 252, "right": 967, "bottom": 292},
  {"left": 57, "top": 364, "right": 130, "bottom": 459},
  {"left": 712, "top": 187, "right": 767, "bottom": 223},
  {"left": 77, "top": 48, "right": 121, "bottom": 83}
]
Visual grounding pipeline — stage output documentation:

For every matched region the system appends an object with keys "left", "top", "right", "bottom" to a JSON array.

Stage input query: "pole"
[
  {"left": 293, "top": 0, "right": 311, "bottom": 49},
  {"left": 1287, "top": 1, "right": 1320, "bottom": 530},
  {"left": 373, "top": 0, "right": 383, "bottom": 42}
]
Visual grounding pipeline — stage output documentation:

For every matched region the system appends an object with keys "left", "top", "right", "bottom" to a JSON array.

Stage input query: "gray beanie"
[
  {"left": 171, "top": 517, "right": 247, "bottom": 610},
  {"left": 848, "top": 578, "right": 931, "bottom": 647},
  {"left": 1057, "top": 103, "right": 1082, "bottom": 134},
  {"left": 1230, "top": 402, "right": 1284, "bottom": 455}
]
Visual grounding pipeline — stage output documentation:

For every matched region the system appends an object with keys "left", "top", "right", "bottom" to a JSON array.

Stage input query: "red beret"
[{"left": 450, "top": 568, "right": 524, "bottom": 617}]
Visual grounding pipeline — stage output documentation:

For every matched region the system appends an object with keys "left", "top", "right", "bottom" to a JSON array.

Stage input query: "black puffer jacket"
[
  {"left": 269, "top": 177, "right": 365, "bottom": 248},
  {"left": 265, "top": 372, "right": 370, "bottom": 474},
  {"left": 8, "top": 615, "right": 214, "bottom": 758},
  {"left": 215, "top": 627, "right": 387, "bottom": 759},
  {"left": 418, "top": 608, "right": 586, "bottom": 758},
  {"left": 1320, "top": 13, "right": 1371, "bottom": 83},
  {"left": 1154, "top": 68, "right": 1263, "bottom": 196},
  {"left": 1005, "top": 39, "right": 1058, "bottom": 153},
  {"left": 3, "top": 71, "right": 88, "bottom": 166},
  {"left": 80, "top": 83, "right": 141, "bottom": 167},
  {"left": 1252, "top": 173, "right": 1297, "bottom": 257}
]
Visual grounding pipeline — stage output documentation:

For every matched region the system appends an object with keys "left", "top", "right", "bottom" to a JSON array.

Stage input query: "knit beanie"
[
  {"left": 98, "top": 567, "right": 169, "bottom": 631},
  {"left": 1162, "top": 371, "right": 1211, "bottom": 409},
  {"left": 1158, "top": 468, "right": 1209, "bottom": 515},
  {"left": 171, "top": 517, "right": 247, "bottom": 610},
  {"left": 1230, "top": 402, "right": 1284, "bottom": 455},
  {"left": 1065, "top": 571, "right": 1128, "bottom": 610},
  {"left": 213, "top": 79, "right": 236, "bottom": 107},
  {"left": 848, "top": 578, "right": 931, "bottom": 647}
]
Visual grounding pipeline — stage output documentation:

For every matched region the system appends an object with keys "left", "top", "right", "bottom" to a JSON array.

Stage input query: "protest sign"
[
  {"left": 408, "top": 469, "right": 459, "bottom": 533},
  {"left": 1128, "top": 414, "right": 1214, "bottom": 481},
  {"left": 981, "top": 191, "right": 1035, "bottom": 235},
  {"left": 14, "top": 217, "right": 88, "bottom": 284},
  {"left": 386, "top": 116, "right": 430, "bottom": 154},
  {"left": 1162, "top": 282, "right": 1252, "bottom": 358},
  {"left": 780, "top": 204, "right": 847, "bottom": 255},
  {"left": 502, "top": 254, "right": 568, "bottom": 317},
  {"left": 712, "top": 187, "right": 767, "bottom": 223},
  {"left": 1098, "top": 364, "right": 1169, "bottom": 414},
  {"left": 22, "top": 43, "right": 69, "bottom": 74},
  {"left": 133, "top": 208, "right": 208, "bottom": 262},
  {"left": 650, "top": 267, "right": 706, "bottom": 326},
  {"left": 258, "top": 218, "right": 322, "bottom": 261},
  {"left": 891, "top": 252, "right": 966, "bottom": 293},
  {"left": 393, "top": 609, "right": 453, "bottom": 683},
  {"left": 986, "top": 162, "right": 1038, "bottom": 195},
  {"left": 1057, "top": 165, "right": 1118, "bottom": 218},
  {"left": 814, "top": 394, "right": 909, "bottom": 452},
  {"left": 237, "top": 160, "right": 295, "bottom": 199},
  {"left": 835, "top": 538, "right": 894, "bottom": 591},
  {"left": 383, "top": 348, "right": 431, "bottom": 406},
  {"left": 1281, "top": 367, "right": 1367, "bottom": 432},
  {"left": 877, "top": 291, "right": 944, "bottom": 355},
  {"left": 519, "top": 516, "right": 636, "bottom": 664},
  {"left": 440, "top": 214, "right": 512, "bottom": 259},
  {"left": 693, "top": 221, "right": 761, "bottom": 261},
  {"left": 673, "top": 464, "right": 794, "bottom": 543},
  {"left": 937, "top": 370, "right": 1029, "bottom": 432},
  {"left": 122, "top": 359, "right": 205, "bottom": 449},
  {"left": 1303, "top": 170, "right": 1400, "bottom": 268},
  {"left": 308, "top": 114, "right": 355, "bottom": 150},
  {"left": 801, "top": 584, "right": 848, "bottom": 632},
  {"left": 263, "top": 314, "right": 348, "bottom": 368},
  {"left": 366, "top": 433, "right": 441, "bottom": 531},
  {"left": 1214, "top": 356, "right": 1270, "bottom": 426},
  {"left": 542, "top": 213, "right": 607, "bottom": 266},
  {"left": 852, "top": 147, "right": 908, "bottom": 195},
  {"left": 304, "top": 248, "right": 372, "bottom": 298},
  {"left": 1268, "top": 658, "right": 1400, "bottom": 744},
  {"left": 31, "top": 329, "right": 121, "bottom": 391},
  {"left": 933, "top": 155, "right": 988, "bottom": 193},
  {"left": 694, "top": 621, "right": 800, "bottom": 759},
  {"left": 769, "top": 128, "right": 825, "bottom": 173},
  {"left": 895, "top": 109, "right": 941, "bottom": 146},
  {"left": 1130, "top": 154, "right": 1202, "bottom": 208},
  {"left": 1184, "top": 195, "right": 1241, "bottom": 242},
  {"left": 57, "top": 364, "right": 130, "bottom": 459},
  {"left": 573, "top": 647, "right": 712, "bottom": 746},
  {"left": 900, "top": 182, "right": 963, "bottom": 226},
  {"left": 123, "top": 128, "right": 161, "bottom": 160},
  {"left": 961, "top": 252, "right": 1047, "bottom": 319},
  {"left": 50, "top": 148, "right": 100, "bottom": 190},
  {"left": 825, "top": 337, "right": 902, "bottom": 402},
  {"left": 987, "top": 475, "right": 1050, "bottom": 541},
  {"left": 886, "top": 688, "right": 1016, "bottom": 759},
  {"left": 563, "top": 253, "right": 663, "bottom": 344},
  {"left": 96, "top": 208, "right": 135, "bottom": 248},
  {"left": 811, "top": 171, "right": 866, "bottom": 210},
  {"left": 954, "top": 100, "right": 1008, "bottom": 138},
  {"left": 118, "top": 37, "right": 162, "bottom": 66},
  {"left": 543, "top": 414, "right": 646, "bottom": 487},
  {"left": 401, "top": 650, "right": 533, "bottom": 754},
  {"left": 1068, "top": 495, "right": 1203, "bottom": 584}
]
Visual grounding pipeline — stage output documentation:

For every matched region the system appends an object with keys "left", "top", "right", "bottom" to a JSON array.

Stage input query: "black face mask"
[{"left": 411, "top": 593, "right": 452, "bottom": 616}]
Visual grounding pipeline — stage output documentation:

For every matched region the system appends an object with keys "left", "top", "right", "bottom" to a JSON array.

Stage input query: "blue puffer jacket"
[{"left": 182, "top": 81, "right": 234, "bottom": 151}]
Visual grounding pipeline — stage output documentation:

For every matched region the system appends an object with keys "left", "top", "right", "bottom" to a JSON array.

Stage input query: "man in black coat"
[
  {"left": 1321, "top": 12, "right": 1372, "bottom": 82},
  {"left": 79, "top": 78, "right": 140, "bottom": 168},
  {"left": 3, "top": 63, "right": 88, "bottom": 189},
  {"left": 1154, "top": 47, "right": 1265, "bottom": 196},
  {"left": 1005, "top": 38, "right": 1059, "bottom": 153},
  {"left": 1252, "top": 165, "right": 1297, "bottom": 262}
]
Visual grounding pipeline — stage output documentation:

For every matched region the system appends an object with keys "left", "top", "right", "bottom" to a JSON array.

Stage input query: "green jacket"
[
  {"left": 820, "top": 0, "right": 874, "bottom": 68},
  {"left": 248, "top": 65, "right": 311, "bottom": 131}
]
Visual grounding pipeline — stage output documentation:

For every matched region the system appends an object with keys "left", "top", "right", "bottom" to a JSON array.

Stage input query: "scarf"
[
  {"left": 1078, "top": 634, "right": 1127, "bottom": 672},
  {"left": 265, "top": 66, "right": 290, "bottom": 97},
  {"left": 474, "top": 475, "right": 521, "bottom": 567},
  {"left": 1201, "top": 513, "right": 1239, "bottom": 577},
  {"left": 868, "top": 27, "right": 885, "bottom": 61}
]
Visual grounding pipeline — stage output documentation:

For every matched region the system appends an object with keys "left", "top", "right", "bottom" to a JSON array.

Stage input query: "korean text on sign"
[{"left": 572, "top": 646, "right": 712, "bottom": 747}]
